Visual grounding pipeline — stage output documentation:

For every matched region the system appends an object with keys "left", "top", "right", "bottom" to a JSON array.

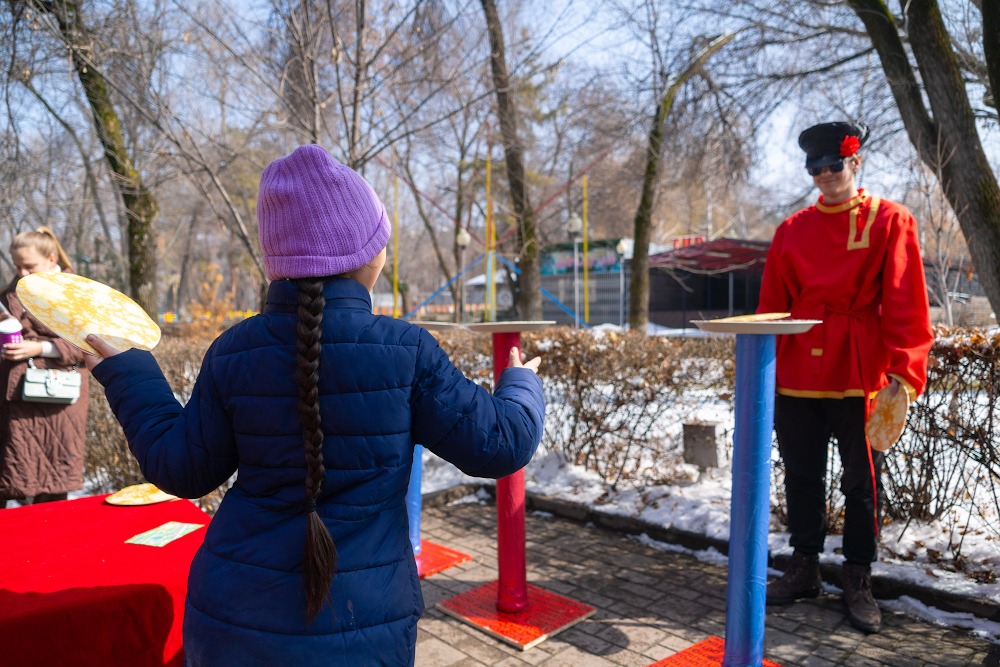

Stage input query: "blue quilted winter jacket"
[{"left": 92, "top": 277, "right": 545, "bottom": 666}]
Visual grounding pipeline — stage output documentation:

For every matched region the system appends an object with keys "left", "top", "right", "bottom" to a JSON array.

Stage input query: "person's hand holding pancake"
[{"left": 83, "top": 334, "right": 122, "bottom": 371}]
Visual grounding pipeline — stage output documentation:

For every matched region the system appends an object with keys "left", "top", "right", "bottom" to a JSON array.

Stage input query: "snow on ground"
[{"left": 421, "top": 390, "right": 1000, "bottom": 644}]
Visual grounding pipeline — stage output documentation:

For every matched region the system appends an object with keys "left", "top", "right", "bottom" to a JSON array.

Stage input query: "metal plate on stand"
[
  {"left": 465, "top": 321, "right": 556, "bottom": 334},
  {"left": 408, "top": 321, "right": 465, "bottom": 332},
  {"left": 692, "top": 313, "right": 820, "bottom": 335}
]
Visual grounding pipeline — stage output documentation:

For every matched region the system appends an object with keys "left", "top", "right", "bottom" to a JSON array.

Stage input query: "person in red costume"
[{"left": 758, "top": 121, "right": 933, "bottom": 634}]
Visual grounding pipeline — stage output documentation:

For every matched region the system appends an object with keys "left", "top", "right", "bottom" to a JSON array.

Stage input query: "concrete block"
[{"left": 683, "top": 421, "right": 723, "bottom": 469}]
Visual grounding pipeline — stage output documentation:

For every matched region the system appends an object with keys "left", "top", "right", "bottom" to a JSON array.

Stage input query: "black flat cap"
[{"left": 798, "top": 121, "right": 869, "bottom": 169}]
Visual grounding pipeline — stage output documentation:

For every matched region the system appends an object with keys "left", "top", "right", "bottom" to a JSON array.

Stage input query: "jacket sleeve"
[
  {"left": 757, "top": 223, "right": 791, "bottom": 314},
  {"left": 91, "top": 346, "right": 238, "bottom": 498},
  {"left": 410, "top": 328, "right": 544, "bottom": 478},
  {"left": 881, "top": 207, "right": 934, "bottom": 398}
]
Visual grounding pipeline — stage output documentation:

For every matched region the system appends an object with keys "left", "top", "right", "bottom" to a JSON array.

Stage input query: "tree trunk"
[
  {"left": 628, "top": 95, "right": 662, "bottom": 332},
  {"left": 348, "top": 0, "right": 367, "bottom": 169},
  {"left": 480, "top": 0, "right": 541, "bottom": 320},
  {"left": 33, "top": 0, "right": 159, "bottom": 316},
  {"left": 278, "top": 0, "right": 322, "bottom": 143},
  {"left": 849, "top": 0, "right": 1000, "bottom": 317},
  {"left": 452, "top": 158, "right": 466, "bottom": 324},
  {"left": 628, "top": 34, "right": 735, "bottom": 332},
  {"left": 983, "top": 0, "right": 1000, "bottom": 110}
]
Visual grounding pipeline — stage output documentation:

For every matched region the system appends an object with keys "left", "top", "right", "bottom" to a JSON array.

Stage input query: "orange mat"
[
  {"left": 415, "top": 540, "right": 471, "bottom": 579},
  {"left": 650, "top": 636, "right": 783, "bottom": 666},
  {"left": 438, "top": 581, "right": 595, "bottom": 650}
]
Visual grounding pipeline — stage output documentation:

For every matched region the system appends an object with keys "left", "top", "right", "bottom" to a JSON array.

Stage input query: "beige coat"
[{"left": 0, "top": 278, "right": 90, "bottom": 499}]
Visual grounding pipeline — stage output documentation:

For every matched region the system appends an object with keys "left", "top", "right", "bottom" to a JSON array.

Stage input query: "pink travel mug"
[{"left": 0, "top": 318, "right": 23, "bottom": 346}]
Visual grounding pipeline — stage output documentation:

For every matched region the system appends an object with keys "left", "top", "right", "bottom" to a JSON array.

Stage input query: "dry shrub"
[
  {"left": 770, "top": 326, "right": 1000, "bottom": 553},
  {"left": 430, "top": 329, "right": 494, "bottom": 386},
  {"left": 434, "top": 328, "right": 734, "bottom": 489},
  {"left": 428, "top": 328, "right": 736, "bottom": 488},
  {"left": 885, "top": 327, "right": 1000, "bottom": 533},
  {"left": 85, "top": 381, "right": 144, "bottom": 493}
]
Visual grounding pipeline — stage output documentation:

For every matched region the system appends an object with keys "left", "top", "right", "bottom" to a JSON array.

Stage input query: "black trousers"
[{"left": 774, "top": 395, "right": 883, "bottom": 564}]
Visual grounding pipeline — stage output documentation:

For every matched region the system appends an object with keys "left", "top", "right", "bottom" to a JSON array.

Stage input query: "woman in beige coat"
[{"left": 0, "top": 227, "right": 89, "bottom": 507}]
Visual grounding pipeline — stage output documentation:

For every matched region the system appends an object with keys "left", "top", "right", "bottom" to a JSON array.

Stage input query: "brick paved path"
[{"left": 415, "top": 498, "right": 997, "bottom": 666}]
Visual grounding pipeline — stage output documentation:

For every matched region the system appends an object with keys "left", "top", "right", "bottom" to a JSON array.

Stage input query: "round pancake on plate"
[
  {"left": 106, "top": 483, "right": 178, "bottom": 506},
  {"left": 15, "top": 272, "right": 160, "bottom": 355},
  {"left": 866, "top": 384, "right": 909, "bottom": 452}
]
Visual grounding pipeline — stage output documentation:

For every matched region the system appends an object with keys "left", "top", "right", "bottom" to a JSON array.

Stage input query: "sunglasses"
[{"left": 806, "top": 160, "right": 845, "bottom": 177}]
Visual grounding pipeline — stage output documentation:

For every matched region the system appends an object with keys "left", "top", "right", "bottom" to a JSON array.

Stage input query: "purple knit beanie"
[{"left": 257, "top": 144, "right": 391, "bottom": 281}]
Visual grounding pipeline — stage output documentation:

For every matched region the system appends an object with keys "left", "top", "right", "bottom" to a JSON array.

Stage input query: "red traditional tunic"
[{"left": 758, "top": 190, "right": 933, "bottom": 400}]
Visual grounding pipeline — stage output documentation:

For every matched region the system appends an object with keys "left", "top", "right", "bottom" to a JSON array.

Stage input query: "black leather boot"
[
  {"left": 766, "top": 551, "right": 821, "bottom": 605},
  {"left": 842, "top": 562, "right": 882, "bottom": 633}
]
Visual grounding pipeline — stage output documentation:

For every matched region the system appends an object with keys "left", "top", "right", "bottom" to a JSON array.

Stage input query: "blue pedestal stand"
[
  {"left": 664, "top": 314, "right": 819, "bottom": 667},
  {"left": 723, "top": 334, "right": 775, "bottom": 667},
  {"left": 406, "top": 445, "right": 425, "bottom": 556}
]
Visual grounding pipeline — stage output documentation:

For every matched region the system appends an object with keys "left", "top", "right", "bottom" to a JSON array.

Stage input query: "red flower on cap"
[{"left": 840, "top": 135, "right": 861, "bottom": 158}]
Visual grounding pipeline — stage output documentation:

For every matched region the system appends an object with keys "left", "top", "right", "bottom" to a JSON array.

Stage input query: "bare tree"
[
  {"left": 16, "top": 0, "right": 160, "bottom": 315},
  {"left": 395, "top": 112, "right": 487, "bottom": 318},
  {"left": 905, "top": 146, "right": 969, "bottom": 326},
  {"left": 704, "top": 0, "right": 1000, "bottom": 318},
  {"left": 844, "top": 0, "right": 1000, "bottom": 318},
  {"left": 624, "top": 0, "right": 735, "bottom": 330},
  {"left": 985, "top": 0, "right": 1000, "bottom": 112},
  {"left": 480, "top": 0, "right": 541, "bottom": 320}
]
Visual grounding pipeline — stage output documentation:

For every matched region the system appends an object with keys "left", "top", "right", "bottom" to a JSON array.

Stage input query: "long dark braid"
[{"left": 296, "top": 278, "right": 336, "bottom": 623}]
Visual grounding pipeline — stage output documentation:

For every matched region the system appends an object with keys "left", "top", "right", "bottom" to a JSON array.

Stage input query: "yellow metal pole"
[
  {"left": 393, "top": 176, "right": 400, "bottom": 317},
  {"left": 583, "top": 175, "right": 589, "bottom": 325},
  {"left": 486, "top": 150, "right": 496, "bottom": 321}
]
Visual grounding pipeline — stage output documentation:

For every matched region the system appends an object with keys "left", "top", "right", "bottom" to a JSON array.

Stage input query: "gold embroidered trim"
[
  {"left": 847, "top": 196, "right": 880, "bottom": 250},
  {"left": 816, "top": 193, "right": 867, "bottom": 214},
  {"left": 777, "top": 387, "right": 871, "bottom": 399}
]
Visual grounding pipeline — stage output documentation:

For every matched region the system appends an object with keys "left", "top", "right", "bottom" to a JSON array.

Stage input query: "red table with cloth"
[{"left": 0, "top": 494, "right": 211, "bottom": 667}]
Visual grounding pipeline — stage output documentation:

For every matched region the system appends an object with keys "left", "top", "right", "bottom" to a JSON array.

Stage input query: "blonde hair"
[{"left": 10, "top": 227, "right": 73, "bottom": 272}]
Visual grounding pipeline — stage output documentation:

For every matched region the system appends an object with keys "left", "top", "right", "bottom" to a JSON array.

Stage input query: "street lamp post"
[
  {"left": 616, "top": 239, "right": 627, "bottom": 328},
  {"left": 456, "top": 227, "right": 471, "bottom": 323},
  {"left": 568, "top": 213, "right": 583, "bottom": 328}
]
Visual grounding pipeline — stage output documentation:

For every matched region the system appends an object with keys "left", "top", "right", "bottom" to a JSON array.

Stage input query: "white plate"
[
  {"left": 408, "top": 321, "right": 464, "bottom": 331},
  {"left": 465, "top": 321, "right": 556, "bottom": 334},
  {"left": 691, "top": 315, "right": 821, "bottom": 335}
]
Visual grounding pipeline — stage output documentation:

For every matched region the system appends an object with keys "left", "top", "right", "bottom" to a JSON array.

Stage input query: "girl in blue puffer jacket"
[{"left": 85, "top": 144, "right": 545, "bottom": 666}]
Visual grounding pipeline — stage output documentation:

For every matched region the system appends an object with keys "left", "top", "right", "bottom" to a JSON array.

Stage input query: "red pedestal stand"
[{"left": 437, "top": 322, "right": 593, "bottom": 650}]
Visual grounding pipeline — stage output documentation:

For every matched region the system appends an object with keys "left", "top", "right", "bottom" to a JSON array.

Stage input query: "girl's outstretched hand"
[
  {"left": 508, "top": 347, "right": 541, "bottom": 373},
  {"left": 83, "top": 334, "right": 122, "bottom": 371}
]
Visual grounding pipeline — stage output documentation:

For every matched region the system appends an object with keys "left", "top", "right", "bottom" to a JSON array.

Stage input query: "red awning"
[{"left": 648, "top": 238, "right": 770, "bottom": 274}]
